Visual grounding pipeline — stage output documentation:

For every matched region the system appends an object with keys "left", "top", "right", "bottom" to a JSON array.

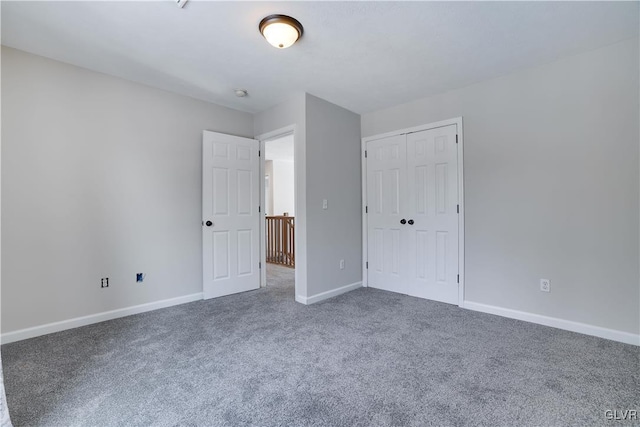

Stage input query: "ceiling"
[
  {"left": 265, "top": 134, "right": 294, "bottom": 162},
  {"left": 1, "top": 1, "right": 638, "bottom": 115}
]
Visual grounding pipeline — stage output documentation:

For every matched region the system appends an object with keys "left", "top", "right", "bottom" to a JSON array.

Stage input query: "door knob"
[
  {"left": 408, "top": 219, "right": 414, "bottom": 225},
  {"left": 400, "top": 219, "right": 406, "bottom": 224},
  {"left": 205, "top": 221, "right": 213, "bottom": 227}
]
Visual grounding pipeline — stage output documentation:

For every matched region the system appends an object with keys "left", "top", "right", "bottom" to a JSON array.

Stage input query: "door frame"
[
  {"left": 256, "top": 125, "right": 301, "bottom": 297},
  {"left": 361, "top": 117, "right": 465, "bottom": 306}
]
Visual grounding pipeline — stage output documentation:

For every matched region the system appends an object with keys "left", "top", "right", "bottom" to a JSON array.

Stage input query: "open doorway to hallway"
[{"left": 264, "top": 134, "right": 295, "bottom": 293}]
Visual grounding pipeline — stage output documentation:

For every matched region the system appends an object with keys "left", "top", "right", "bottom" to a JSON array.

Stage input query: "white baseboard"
[
  {"left": 462, "top": 300, "right": 639, "bottom": 346},
  {"left": 296, "top": 281, "right": 363, "bottom": 305},
  {"left": 1, "top": 293, "right": 203, "bottom": 345}
]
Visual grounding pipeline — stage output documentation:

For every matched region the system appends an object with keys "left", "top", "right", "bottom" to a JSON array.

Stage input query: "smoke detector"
[{"left": 234, "top": 89, "right": 249, "bottom": 98}]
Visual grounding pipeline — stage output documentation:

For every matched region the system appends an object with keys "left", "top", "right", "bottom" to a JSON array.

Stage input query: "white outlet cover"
[
  {"left": 540, "top": 279, "right": 550, "bottom": 292},
  {"left": 322, "top": 199, "right": 328, "bottom": 210}
]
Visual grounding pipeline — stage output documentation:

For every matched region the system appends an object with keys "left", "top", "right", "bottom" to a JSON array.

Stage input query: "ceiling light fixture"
[
  {"left": 234, "top": 89, "right": 249, "bottom": 97},
  {"left": 259, "top": 14, "right": 303, "bottom": 49}
]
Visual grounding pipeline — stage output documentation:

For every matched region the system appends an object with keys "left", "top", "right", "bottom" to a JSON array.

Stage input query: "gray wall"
[
  {"left": 254, "top": 93, "right": 362, "bottom": 299},
  {"left": 254, "top": 93, "right": 308, "bottom": 300},
  {"left": 1, "top": 47, "right": 254, "bottom": 333},
  {"left": 305, "top": 94, "right": 362, "bottom": 295},
  {"left": 362, "top": 37, "right": 640, "bottom": 334}
]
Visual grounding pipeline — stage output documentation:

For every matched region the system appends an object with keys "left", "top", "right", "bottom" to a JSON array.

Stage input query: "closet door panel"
[
  {"left": 366, "top": 135, "right": 409, "bottom": 294},
  {"left": 406, "top": 125, "right": 458, "bottom": 304}
]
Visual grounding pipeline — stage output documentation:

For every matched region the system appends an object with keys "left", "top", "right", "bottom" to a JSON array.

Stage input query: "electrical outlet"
[
  {"left": 339, "top": 259, "right": 345, "bottom": 270},
  {"left": 540, "top": 279, "right": 550, "bottom": 292},
  {"left": 136, "top": 273, "right": 144, "bottom": 283},
  {"left": 322, "top": 199, "right": 328, "bottom": 210},
  {"left": 101, "top": 277, "right": 109, "bottom": 288}
]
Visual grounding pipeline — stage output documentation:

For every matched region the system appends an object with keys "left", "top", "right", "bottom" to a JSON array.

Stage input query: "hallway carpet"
[
  {"left": 266, "top": 262, "right": 295, "bottom": 290},
  {"left": 2, "top": 278, "right": 638, "bottom": 426}
]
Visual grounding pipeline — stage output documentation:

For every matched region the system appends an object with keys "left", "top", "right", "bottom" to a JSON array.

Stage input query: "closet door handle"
[
  {"left": 408, "top": 219, "right": 414, "bottom": 225},
  {"left": 205, "top": 221, "right": 213, "bottom": 227},
  {"left": 400, "top": 219, "right": 406, "bottom": 225}
]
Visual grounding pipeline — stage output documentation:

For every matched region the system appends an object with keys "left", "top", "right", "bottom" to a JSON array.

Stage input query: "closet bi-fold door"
[{"left": 367, "top": 125, "right": 459, "bottom": 304}]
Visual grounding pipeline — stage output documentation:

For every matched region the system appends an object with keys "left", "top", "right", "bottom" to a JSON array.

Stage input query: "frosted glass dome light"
[{"left": 259, "top": 15, "right": 303, "bottom": 49}]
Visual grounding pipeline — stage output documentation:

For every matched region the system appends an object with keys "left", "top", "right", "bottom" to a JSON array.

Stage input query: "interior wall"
[
  {"left": 361, "top": 37, "right": 640, "bottom": 335},
  {"left": 0, "top": 31, "right": 10, "bottom": 425},
  {"left": 1, "top": 47, "right": 254, "bottom": 333},
  {"left": 305, "top": 94, "right": 362, "bottom": 296},
  {"left": 254, "top": 93, "right": 308, "bottom": 299},
  {"left": 271, "top": 160, "right": 295, "bottom": 216},
  {"left": 255, "top": 93, "right": 362, "bottom": 300},
  {"left": 264, "top": 160, "right": 274, "bottom": 216}
]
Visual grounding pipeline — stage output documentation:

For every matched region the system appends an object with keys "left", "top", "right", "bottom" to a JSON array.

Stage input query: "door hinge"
[
  {"left": 457, "top": 274, "right": 460, "bottom": 283},
  {"left": 457, "top": 204, "right": 459, "bottom": 214},
  {"left": 259, "top": 206, "right": 261, "bottom": 213},
  {"left": 366, "top": 262, "right": 368, "bottom": 269},
  {"left": 202, "top": 220, "right": 204, "bottom": 226},
  {"left": 365, "top": 206, "right": 368, "bottom": 213},
  {"left": 456, "top": 135, "right": 458, "bottom": 144},
  {"left": 258, "top": 150, "right": 261, "bottom": 157},
  {"left": 365, "top": 150, "right": 367, "bottom": 158},
  {"left": 259, "top": 262, "right": 262, "bottom": 269}
]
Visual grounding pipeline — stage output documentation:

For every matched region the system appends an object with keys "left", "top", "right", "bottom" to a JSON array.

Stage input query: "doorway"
[{"left": 263, "top": 134, "right": 295, "bottom": 294}]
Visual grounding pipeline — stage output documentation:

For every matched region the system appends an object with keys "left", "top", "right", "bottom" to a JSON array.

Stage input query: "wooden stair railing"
[{"left": 266, "top": 216, "right": 295, "bottom": 268}]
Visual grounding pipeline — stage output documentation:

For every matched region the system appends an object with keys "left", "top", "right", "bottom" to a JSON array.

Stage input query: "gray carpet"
[
  {"left": 266, "top": 263, "right": 295, "bottom": 290},
  {"left": 2, "top": 272, "right": 638, "bottom": 427}
]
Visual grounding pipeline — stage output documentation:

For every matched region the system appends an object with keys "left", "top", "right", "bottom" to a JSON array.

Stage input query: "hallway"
[{"left": 266, "top": 263, "right": 294, "bottom": 293}]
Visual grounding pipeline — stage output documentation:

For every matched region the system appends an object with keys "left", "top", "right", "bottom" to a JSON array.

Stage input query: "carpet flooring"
[
  {"left": 2, "top": 270, "right": 638, "bottom": 426},
  {"left": 265, "top": 263, "right": 295, "bottom": 290}
]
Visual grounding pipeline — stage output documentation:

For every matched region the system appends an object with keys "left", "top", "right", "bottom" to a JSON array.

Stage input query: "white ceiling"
[
  {"left": 265, "top": 134, "right": 294, "bottom": 162},
  {"left": 2, "top": 1, "right": 638, "bottom": 115}
]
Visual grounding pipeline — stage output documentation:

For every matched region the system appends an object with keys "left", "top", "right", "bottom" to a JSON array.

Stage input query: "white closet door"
[
  {"left": 365, "top": 124, "right": 459, "bottom": 305},
  {"left": 406, "top": 125, "right": 459, "bottom": 304},
  {"left": 366, "top": 135, "right": 408, "bottom": 294},
  {"left": 202, "top": 131, "right": 260, "bottom": 299}
]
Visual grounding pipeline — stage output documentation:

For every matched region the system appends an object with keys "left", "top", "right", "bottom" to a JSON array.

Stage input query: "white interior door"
[
  {"left": 366, "top": 134, "right": 408, "bottom": 294},
  {"left": 405, "top": 125, "right": 459, "bottom": 303},
  {"left": 203, "top": 131, "right": 260, "bottom": 299},
  {"left": 366, "top": 124, "right": 459, "bottom": 305}
]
